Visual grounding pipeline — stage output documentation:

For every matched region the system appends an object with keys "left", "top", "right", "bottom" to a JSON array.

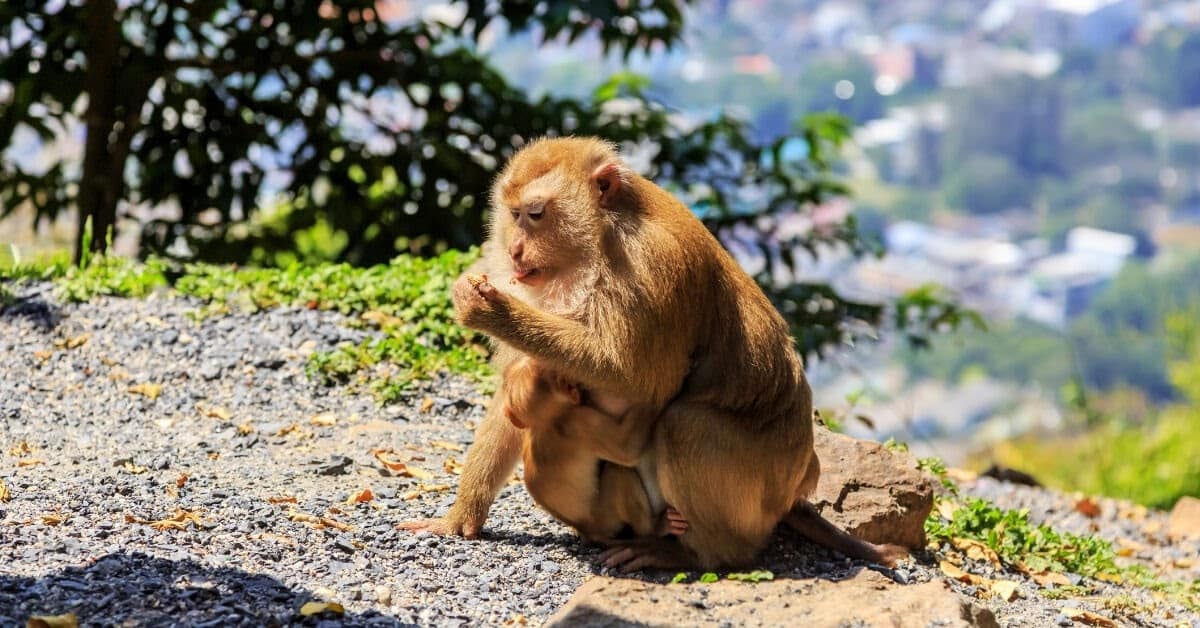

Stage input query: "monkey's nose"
[{"left": 509, "top": 240, "right": 524, "bottom": 263}]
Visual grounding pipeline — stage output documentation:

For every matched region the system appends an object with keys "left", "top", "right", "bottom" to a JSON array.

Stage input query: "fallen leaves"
[
  {"left": 372, "top": 449, "right": 433, "bottom": 479},
  {"left": 1074, "top": 497, "right": 1102, "bottom": 518},
  {"left": 286, "top": 509, "right": 352, "bottom": 532},
  {"left": 1061, "top": 608, "right": 1117, "bottom": 627},
  {"left": 430, "top": 440, "right": 464, "bottom": 453},
  {"left": 310, "top": 413, "right": 337, "bottom": 427},
  {"left": 990, "top": 579, "right": 1020, "bottom": 601},
  {"left": 176, "top": 473, "right": 189, "bottom": 489},
  {"left": 54, "top": 333, "right": 91, "bottom": 350},
  {"left": 267, "top": 495, "right": 298, "bottom": 504},
  {"left": 0, "top": 478, "right": 10, "bottom": 501},
  {"left": 939, "top": 560, "right": 983, "bottom": 585},
  {"left": 17, "top": 459, "right": 44, "bottom": 468},
  {"left": 196, "top": 402, "right": 231, "bottom": 421},
  {"left": 9, "top": 441, "right": 34, "bottom": 457},
  {"left": 27, "top": 613, "right": 79, "bottom": 628},
  {"left": 127, "top": 383, "right": 162, "bottom": 400},
  {"left": 1027, "top": 569, "right": 1073, "bottom": 588},
  {"left": 345, "top": 487, "right": 374, "bottom": 505},
  {"left": 121, "top": 461, "right": 149, "bottom": 475},
  {"left": 951, "top": 538, "right": 1001, "bottom": 566},
  {"left": 401, "top": 484, "right": 451, "bottom": 500},
  {"left": 125, "top": 508, "right": 204, "bottom": 531},
  {"left": 299, "top": 601, "right": 344, "bottom": 617},
  {"left": 420, "top": 397, "right": 435, "bottom": 413},
  {"left": 41, "top": 513, "right": 65, "bottom": 526},
  {"left": 443, "top": 457, "right": 464, "bottom": 475}
]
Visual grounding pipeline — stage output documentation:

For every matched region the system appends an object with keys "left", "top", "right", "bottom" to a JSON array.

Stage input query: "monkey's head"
[
  {"left": 489, "top": 137, "right": 632, "bottom": 289},
  {"left": 501, "top": 357, "right": 582, "bottom": 429}
]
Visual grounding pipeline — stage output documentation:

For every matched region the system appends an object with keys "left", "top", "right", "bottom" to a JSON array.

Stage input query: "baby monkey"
[{"left": 499, "top": 347, "right": 687, "bottom": 543}]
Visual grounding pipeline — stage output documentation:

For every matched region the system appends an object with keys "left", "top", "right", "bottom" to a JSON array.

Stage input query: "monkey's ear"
[
  {"left": 590, "top": 162, "right": 625, "bottom": 207},
  {"left": 504, "top": 406, "right": 528, "bottom": 429}
]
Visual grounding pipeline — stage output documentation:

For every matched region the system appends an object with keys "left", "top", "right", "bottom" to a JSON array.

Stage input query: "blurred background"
[{"left": 2, "top": 0, "right": 1198, "bottom": 509}]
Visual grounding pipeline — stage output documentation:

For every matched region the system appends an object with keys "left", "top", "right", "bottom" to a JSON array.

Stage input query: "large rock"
[
  {"left": 810, "top": 427, "right": 935, "bottom": 550},
  {"left": 1168, "top": 496, "right": 1200, "bottom": 541},
  {"left": 548, "top": 570, "right": 998, "bottom": 627}
]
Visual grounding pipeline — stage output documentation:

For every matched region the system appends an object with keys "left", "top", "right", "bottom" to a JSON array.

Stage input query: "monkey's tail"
[{"left": 783, "top": 502, "right": 909, "bottom": 568}]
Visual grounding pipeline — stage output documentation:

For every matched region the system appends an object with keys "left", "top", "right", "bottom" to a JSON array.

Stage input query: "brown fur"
[
  {"left": 398, "top": 137, "right": 905, "bottom": 569},
  {"left": 498, "top": 356, "right": 671, "bottom": 542}
]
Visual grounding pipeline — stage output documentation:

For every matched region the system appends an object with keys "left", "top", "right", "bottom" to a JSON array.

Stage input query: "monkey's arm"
[
  {"left": 397, "top": 399, "right": 522, "bottom": 538},
  {"left": 563, "top": 404, "right": 657, "bottom": 467},
  {"left": 455, "top": 278, "right": 645, "bottom": 395}
]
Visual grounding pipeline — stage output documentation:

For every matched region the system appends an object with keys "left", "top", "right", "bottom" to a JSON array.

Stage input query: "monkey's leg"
[
  {"left": 651, "top": 401, "right": 806, "bottom": 569},
  {"left": 397, "top": 398, "right": 522, "bottom": 538},
  {"left": 783, "top": 502, "right": 908, "bottom": 567}
]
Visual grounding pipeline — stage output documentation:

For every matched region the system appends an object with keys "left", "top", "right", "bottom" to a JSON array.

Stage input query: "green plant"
[{"left": 927, "top": 497, "right": 1117, "bottom": 577}]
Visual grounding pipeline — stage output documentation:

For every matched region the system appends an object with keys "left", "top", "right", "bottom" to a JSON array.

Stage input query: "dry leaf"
[
  {"left": 286, "top": 509, "right": 352, "bottom": 532},
  {"left": 127, "top": 508, "right": 203, "bottom": 531},
  {"left": 123, "top": 461, "right": 149, "bottom": 475},
  {"left": 128, "top": 383, "right": 162, "bottom": 400},
  {"left": 176, "top": 473, "right": 189, "bottom": 489},
  {"left": 444, "top": 457, "right": 464, "bottom": 475},
  {"left": 345, "top": 487, "right": 374, "bottom": 505},
  {"left": 17, "top": 459, "right": 44, "bottom": 468},
  {"left": 9, "top": 441, "right": 34, "bottom": 457},
  {"left": 1030, "top": 570, "right": 1073, "bottom": 587},
  {"left": 1117, "top": 503, "right": 1148, "bottom": 521},
  {"left": 951, "top": 538, "right": 1002, "bottom": 566},
  {"left": 1074, "top": 497, "right": 1102, "bottom": 518},
  {"left": 27, "top": 613, "right": 79, "bottom": 628},
  {"left": 420, "top": 397, "right": 434, "bottom": 413},
  {"left": 372, "top": 449, "right": 434, "bottom": 479},
  {"left": 268, "top": 495, "right": 298, "bottom": 504},
  {"left": 401, "top": 484, "right": 452, "bottom": 500},
  {"left": 1061, "top": 608, "right": 1116, "bottom": 627},
  {"left": 55, "top": 333, "right": 91, "bottom": 349},
  {"left": 197, "top": 403, "right": 231, "bottom": 421},
  {"left": 207, "top": 452, "right": 220, "bottom": 460},
  {"left": 310, "top": 413, "right": 337, "bottom": 427},
  {"left": 945, "top": 467, "right": 978, "bottom": 483},
  {"left": 430, "top": 440, "right": 464, "bottom": 453},
  {"left": 504, "top": 614, "right": 529, "bottom": 626},
  {"left": 41, "top": 514, "right": 65, "bottom": 526},
  {"left": 236, "top": 423, "right": 254, "bottom": 435},
  {"left": 0, "top": 478, "right": 10, "bottom": 502},
  {"left": 299, "top": 601, "right": 345, "bottom": 617},
  {"left": 991, "top": 580, "right": 1020, "bottom": 601},
  {"left": 1172, "top": 557, "right": 1194, "bottom": 568},
  {"left": 33, "top": 350, "right": 53, "bottom": 361},
  {"left": 1095, "top": 572, "right": 1124, "bottom": 584},
  {"left": 936, "top": 500, "right": 960, "bottom": 521},
  {"left": 1115, "top": 537, "right": 1144, "bottom": 557}
]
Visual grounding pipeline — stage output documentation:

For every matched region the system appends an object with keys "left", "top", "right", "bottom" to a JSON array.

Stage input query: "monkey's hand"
[
  {"left": 453, "top": 275, "right": 511, "bottom": 329},
  {"left": 396, "top": 506, "right": 486, "bottom": 539}
]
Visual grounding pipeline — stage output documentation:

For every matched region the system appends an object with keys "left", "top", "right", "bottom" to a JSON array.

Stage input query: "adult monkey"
[{"left": 400, "top": 137, "right": 903, "bottom": 569}]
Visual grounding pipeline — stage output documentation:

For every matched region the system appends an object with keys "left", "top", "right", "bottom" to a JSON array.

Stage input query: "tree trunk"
[{"left": 76, "top": 0, "right": 121, "bottom": 263}]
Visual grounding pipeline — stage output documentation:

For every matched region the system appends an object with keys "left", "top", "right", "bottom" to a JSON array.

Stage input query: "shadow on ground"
[
  {"left": 0, "top": 288, "right": 62, "bottom": 331},
  {"left": 0, "top": 552, "right": 411, "bottom": 627}
]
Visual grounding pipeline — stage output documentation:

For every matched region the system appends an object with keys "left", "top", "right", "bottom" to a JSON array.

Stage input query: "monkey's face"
[{"left": 490, "top": 138, "right": 623, "bottom": 289}]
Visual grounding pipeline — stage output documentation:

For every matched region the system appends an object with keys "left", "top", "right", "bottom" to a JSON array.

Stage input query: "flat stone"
[
  {"left": 547, "top": 570, "right": 997, "bottom": 627},
  {"left": 809, "top": 426, "right": 936, "bottom": 549}
]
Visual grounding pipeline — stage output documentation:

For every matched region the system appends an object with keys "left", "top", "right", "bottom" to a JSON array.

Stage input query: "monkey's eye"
[
  {"left": 527, "top": 204, "right": 544, "bottom": 220},
  {"left": 509, "top": 209, "right": 520, "bottom": 221}
]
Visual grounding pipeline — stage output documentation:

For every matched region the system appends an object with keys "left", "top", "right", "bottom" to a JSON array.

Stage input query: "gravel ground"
[{"left": 0, "top": 283, "right": 1196, "bottom": 627}]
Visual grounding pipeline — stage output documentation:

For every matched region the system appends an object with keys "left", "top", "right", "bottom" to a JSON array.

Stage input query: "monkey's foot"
[
  {"left": 655, "top": 507, "right": 689, "bottom": 537},
  {"left": 396, "top": 515, "right": 482, "bottom": 539},
  {"left": 599, "top": 539, "right": 691, "bottom": 573}
]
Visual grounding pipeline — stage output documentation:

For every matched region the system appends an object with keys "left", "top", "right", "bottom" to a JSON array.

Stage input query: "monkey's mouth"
[{"left": 512, "top": 267, "right": 543, "bottom": 284}]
